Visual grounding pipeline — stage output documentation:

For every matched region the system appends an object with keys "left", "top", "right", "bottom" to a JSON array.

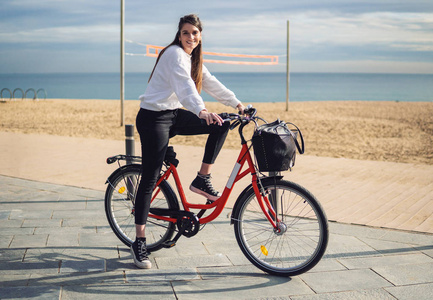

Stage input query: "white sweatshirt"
[{"left": 139, "top": 45, "right": 241, "bottom": 116}]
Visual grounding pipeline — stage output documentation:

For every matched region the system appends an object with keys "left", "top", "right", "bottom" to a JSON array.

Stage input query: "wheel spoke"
[
  {"left": 104, "top": 165, "right": 177, "bottom": 250},
  {"left": 233, "top": 179, "right": 328, "bottom": 276}
]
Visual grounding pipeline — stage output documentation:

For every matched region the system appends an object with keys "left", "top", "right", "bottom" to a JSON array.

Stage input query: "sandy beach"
[
  {"left": 1, "top": 99, "right": 432, "bottom": 165},
  {"left": 1, "top": 99, "right": 433, "bottom": 234}
]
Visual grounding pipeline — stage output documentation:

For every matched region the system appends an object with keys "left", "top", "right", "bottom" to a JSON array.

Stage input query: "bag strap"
[{"left": 285, "top": 122, "right": 305, "bottom": 154}]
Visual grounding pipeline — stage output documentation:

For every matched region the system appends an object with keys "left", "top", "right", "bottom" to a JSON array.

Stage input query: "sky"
[{"left": 1, "top": 0, "right": 432, "bottom": 74}]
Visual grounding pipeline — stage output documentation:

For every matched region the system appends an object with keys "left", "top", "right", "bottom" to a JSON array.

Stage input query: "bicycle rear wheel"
[
  {"left": 104, "top": 164, "right": 178, "bottom": 251},
  {"left": 232, "top": 179, "right": 328, "bottom": 276}
]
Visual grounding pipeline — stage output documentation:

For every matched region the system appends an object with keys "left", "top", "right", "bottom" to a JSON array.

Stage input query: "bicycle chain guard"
[
  {"left": 149, "top": 208, "right": 200, "bottom": 248},
  {"left": 176, "top": 214, "right": 200, "bottom": 237}
]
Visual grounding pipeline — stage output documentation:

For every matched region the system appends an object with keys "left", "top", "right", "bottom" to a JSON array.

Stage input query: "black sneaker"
[
  {"left": 190, "top": 173, "right": 221, "bottom": 201},
  {"left": 130, "top": 237, "right": 152, "bottom": 269}
]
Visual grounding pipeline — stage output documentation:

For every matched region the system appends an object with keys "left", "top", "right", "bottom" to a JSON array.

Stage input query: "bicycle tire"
[
  {"left": 105, "top": 164, "right": 178, "bottom": 251},
  {"left": 232, "top": 179, "right": 328, "bottom": 276}
]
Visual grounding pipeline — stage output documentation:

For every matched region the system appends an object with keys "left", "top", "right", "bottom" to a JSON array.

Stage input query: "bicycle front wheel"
[
  {"left": 105, "top": 164, "right": 178, "bottom": 251},
  {"left": 232, "top": 179, "right": 328, "bottom": 276}
]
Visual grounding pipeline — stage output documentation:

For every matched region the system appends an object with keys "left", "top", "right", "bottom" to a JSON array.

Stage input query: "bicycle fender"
[
  {"left": 230, "top": 176, "right": 283, "bottom": 225},
  {"left": 105, "top": 164, "right": 141, "bottom": 185}
]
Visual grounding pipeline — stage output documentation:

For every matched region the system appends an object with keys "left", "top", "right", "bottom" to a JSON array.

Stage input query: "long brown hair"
[{"left": 148, "top": 14, "right": 203, "bottom": 93}]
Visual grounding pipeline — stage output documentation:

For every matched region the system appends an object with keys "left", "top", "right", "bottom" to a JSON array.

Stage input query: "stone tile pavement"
[{"left": 1, "top": 175, "right": 432, "bottom": 299}]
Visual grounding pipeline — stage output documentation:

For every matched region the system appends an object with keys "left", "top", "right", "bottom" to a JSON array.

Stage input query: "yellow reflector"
[
  {"left": 118, "top": 186, "right": 126, "bottom": 194},
  {"left": 261, "top": 245, "right": 268, "bottom": 256}
]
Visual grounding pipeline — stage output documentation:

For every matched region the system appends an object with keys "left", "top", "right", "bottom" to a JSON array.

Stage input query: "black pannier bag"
[{"left": 252, "top": 119, "right": 304, "bottom": 172}]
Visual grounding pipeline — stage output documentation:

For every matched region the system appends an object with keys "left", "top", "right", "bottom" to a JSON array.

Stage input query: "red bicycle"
[{"left": 104, "top": 106, "right": 328, "bottom": 276}]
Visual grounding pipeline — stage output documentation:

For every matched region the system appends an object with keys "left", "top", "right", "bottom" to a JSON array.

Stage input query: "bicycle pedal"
[{"left": 162, "top": 241, "right": 176, "bottom": 248}]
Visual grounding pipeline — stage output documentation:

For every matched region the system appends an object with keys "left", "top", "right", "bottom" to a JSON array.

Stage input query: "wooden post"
[{"left": 120, "top": 0, "right": 125, "bottom": 126}]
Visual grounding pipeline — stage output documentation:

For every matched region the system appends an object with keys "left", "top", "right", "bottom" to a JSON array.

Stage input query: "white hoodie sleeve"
[{"left": 202, "top": 65, "right": 241, "bottom": 109}]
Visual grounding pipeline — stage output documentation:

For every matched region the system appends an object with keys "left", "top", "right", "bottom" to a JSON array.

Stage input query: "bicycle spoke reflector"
[
  {"left": 118, "top": 186, "right": 126, "bottom": 194},
  {"left": 260, "top": 245, "right": 268, "bottom": 256}
]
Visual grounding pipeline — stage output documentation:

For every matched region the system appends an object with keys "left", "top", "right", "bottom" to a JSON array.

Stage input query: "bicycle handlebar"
[
  {"left": 222, "top": 104, "right": 257, "bottom": 125},
  {"left": 221, "top": 104, "right": 261, "bottom": 144}
]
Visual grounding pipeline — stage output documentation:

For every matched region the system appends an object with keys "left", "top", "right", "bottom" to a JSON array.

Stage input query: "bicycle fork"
[{"left": 254, "top": 178, "right": 280, "bottom": 228}]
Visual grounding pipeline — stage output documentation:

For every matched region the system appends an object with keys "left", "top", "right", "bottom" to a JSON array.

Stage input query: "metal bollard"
[{"left": 125, "top": 124, "right": 135, "bottom": 165}]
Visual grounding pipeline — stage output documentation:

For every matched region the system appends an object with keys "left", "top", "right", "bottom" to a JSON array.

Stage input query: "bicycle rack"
[
  {"left": 25, "top": 88, "right": 36, "bottom": 100},
  {"left": 36, "top": 88, "right": 47, "bottom": 100},
  {"left": 1, "top": 88, "right": 12, "bottom": 101},
  {"left": 1, "top": 88, "right": 47, "bottom": 101},
  {"left": 13, "top": 88, "right": 24, "bottom": 100}
]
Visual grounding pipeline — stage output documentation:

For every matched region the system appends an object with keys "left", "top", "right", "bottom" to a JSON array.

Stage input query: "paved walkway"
[
  {"left": 0, "top": 132, "right": 433, "bottom": 299},
  {"left": 0, "top": 175, "right": 432, "bottom": 299},
  {"left": 1, "top": 131, "right": 432, "bottom": 233}
]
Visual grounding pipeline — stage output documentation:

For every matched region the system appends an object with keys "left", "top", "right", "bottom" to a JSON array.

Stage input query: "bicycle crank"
[{"left": 149, "top": 208, "right": 200, "bottom": 248}]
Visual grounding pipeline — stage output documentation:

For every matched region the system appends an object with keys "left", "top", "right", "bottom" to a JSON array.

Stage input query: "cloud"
[
  {"left": 293, "top": 59, "right": 433, "bottom": 74},
  {"left": 1, "top": 25, "right": 120, "bottom": 45},
  {"left": 1, "top": 0, "right": 433, "bottom": 73},
  {"left": 289, "top": 11, "right": 433, "bottom": 45}
]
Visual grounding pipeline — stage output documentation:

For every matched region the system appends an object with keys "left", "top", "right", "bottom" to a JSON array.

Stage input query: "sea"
[{"left": 1, "top": 72, "right": 432, "bottom": 102}]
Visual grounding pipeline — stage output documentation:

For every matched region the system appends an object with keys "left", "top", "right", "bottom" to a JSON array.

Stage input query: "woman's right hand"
[{"left": 199, "top": 109, "right": 223, "bottom": 126}]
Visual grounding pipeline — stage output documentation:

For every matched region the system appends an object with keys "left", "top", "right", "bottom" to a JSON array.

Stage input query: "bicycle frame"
[
  {"left": 105, "top": 106, "right": 328, "bottom": 277},
  {"left": 148, "top": 142, "right": 279, "bottom": 228}
]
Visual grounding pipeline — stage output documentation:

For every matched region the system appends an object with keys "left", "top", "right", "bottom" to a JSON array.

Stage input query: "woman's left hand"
[{"left": 199, "top": 109, "right": 224, "bottom": 126}]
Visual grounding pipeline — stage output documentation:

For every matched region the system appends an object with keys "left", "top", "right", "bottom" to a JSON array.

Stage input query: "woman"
[{"left": 132, "top": 14, "right": 245, "bottom": 269}]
